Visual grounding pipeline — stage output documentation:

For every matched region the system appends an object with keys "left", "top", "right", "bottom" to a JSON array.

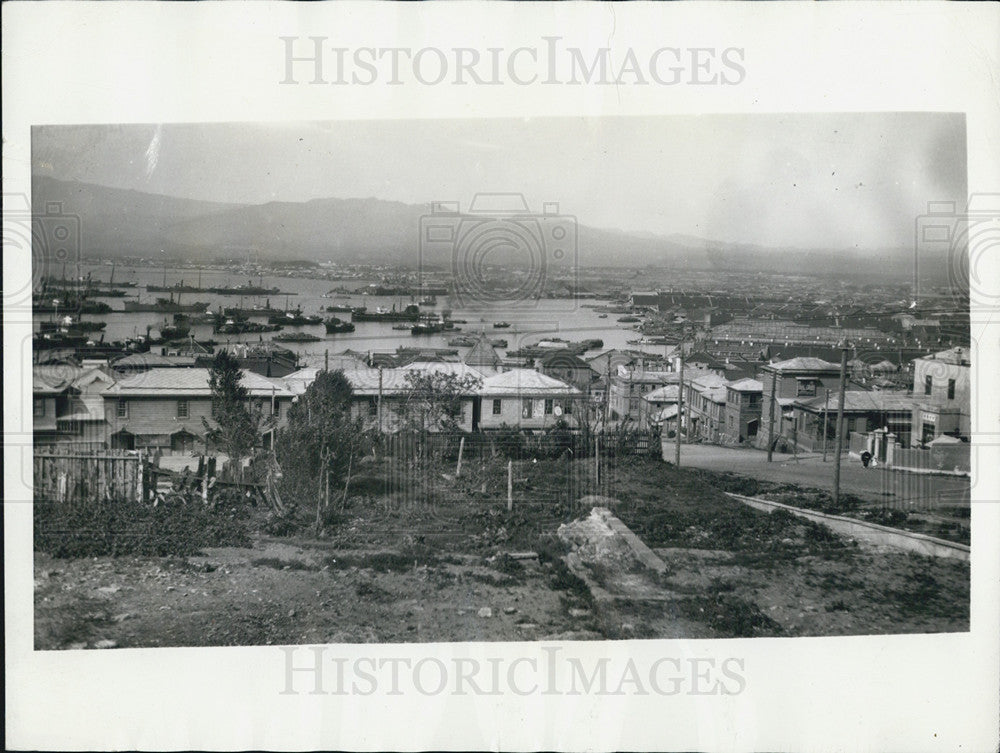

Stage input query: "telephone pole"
[
  {"left": 832, "top": 343, "right": 849, "bottom": 507},
  {"left": 821, "top": 388, "right": 830, "bottom": 462},
  {"left": 766, "top": 367, "right": 778, "bottom": 462},
  {"left": 675, "top": 349, "right": 684, "bottom": 466}
]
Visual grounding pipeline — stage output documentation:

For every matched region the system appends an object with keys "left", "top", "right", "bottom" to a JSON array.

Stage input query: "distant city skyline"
[{"left": 33, "top": 113, "right": 965, "bottom": 251}]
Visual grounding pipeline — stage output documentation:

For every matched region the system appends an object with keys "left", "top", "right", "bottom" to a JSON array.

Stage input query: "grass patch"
[
  {"left": 35, "top": 496, "right": 250, "bottom": 559},
  {"left": 678, "top": 594, "right": 785, "bottom": 637},
  {"left": 251, "top": 557, "right": 318, "bottom": 572}
]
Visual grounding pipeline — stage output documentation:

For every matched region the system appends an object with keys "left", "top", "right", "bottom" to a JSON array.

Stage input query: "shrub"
[{"left": 34, "top": 495, "right": 250, "bottom": 559}]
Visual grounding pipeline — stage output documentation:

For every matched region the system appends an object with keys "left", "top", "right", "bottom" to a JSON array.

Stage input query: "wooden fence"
[{"left": 34, "top": 448, "right": 145, "bottom": 503}]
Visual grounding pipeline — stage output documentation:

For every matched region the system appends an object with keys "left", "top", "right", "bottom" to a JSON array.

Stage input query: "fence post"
[
  {"left": 507, "top": 459, "right": 513, "bottom": 512},
  {"left": 595, "top": 434, "right": 600, "bottom": 486},
  {"left": 456, "top": 436, "right": 465, "bottom": 479}
]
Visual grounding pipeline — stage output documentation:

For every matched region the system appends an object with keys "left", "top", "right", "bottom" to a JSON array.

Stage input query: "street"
[{"left": 670, "top": 443, "right": 971, "bottom": 510}]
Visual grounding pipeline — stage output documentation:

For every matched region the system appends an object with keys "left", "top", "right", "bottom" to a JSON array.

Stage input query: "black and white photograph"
[
  {"left": 5, "top": 3, "right": 999, "bottom": 751},
  {"left": 28, "top": 114, "right": 972, "bottom": 647}
]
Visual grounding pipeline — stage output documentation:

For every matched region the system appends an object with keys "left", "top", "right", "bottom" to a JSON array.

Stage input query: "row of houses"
[
  {"left": 598, "top": 346, "right": 971, "bottom": 453},
  {"left": 31, "top": 354, "right": 586, "bottom": 456}
]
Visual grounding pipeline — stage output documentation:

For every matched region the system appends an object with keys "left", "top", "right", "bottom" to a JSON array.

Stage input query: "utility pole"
[
  {"left": 675, "top": 349, "right": 684, "bottom": 467},
  {"left": 833, "top": 344, "right": 849, "bottom": 507},
  {"left": 766, "top": 367, "right": 778, "bottom": 462},
  {"left": 603, "top": 351, "right": 612, "bottom": 429},
  {"left": 821, "top": 388, "right": 830, "bottom": 462},
  {"left": 377, "top": 366, "right": 384, "bottom": 433}
]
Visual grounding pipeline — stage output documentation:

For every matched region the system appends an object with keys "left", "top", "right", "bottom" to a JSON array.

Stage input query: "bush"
[{"left": 34, "top": 496, "right": 251, "bottom": 559}]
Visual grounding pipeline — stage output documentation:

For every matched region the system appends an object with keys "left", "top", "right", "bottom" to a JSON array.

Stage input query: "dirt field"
[{"left": 34, "top": 456, "right": 969, "bottom": 649}]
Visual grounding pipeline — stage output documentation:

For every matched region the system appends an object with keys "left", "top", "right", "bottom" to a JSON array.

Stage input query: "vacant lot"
[{"left": 35, "top": 456, "right": 969, "bottom": 648}]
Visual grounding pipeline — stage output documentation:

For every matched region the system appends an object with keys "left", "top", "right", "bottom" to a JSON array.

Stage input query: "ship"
[
  {"left": 146, "top": 282, "right": 205, "bottom": 293},
  {"left": 273, "top": 332, "right": 322, "bottom": 343},
  {"left": 214, "top": 318, "right": 283, "bottom": 335},
  {"left": 351, "top": 304, "right": 421, "bottom": 323},
  {"left": 33, "top": 295, "right": 113, "bottom": 315},
  {"left": 38, "top": 317, "right": 107, "bottom": 336},
  {"left": 208, "top": 280, "right": 284, "bottom": 296},
  {"left": 267, "top": 309, "right": 323, "bottom": 326},
  {"left": 324, "top": 304, "right": 363, "bottom": 314},
  {"left": 156, "top": 316, "right": 192, "bottom": 341},
  {"left": 617, "top": 316, "right": 641, "bottom": 323},
  {"left": 411, "top": 321, "right": 445, "bottom": 335},
  {"left": 324, "top": 317, "right": 356, "bottom": 334},
  {"left": 123, "top": 297, "right": 211, "bottom": 313}
]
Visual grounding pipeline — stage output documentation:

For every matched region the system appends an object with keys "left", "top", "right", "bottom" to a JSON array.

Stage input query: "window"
[
  {"left": 796, "top": 379, "right": 817, "bottom": 397},
  {"left": 177, "top": 400, "right": 189, "bottom": 418},
  {"left": 544, "top": 399, "right": 553, "bottom": 415},
  {"left": 924, "top": 375, "right": 932, "bottom": 395},
  {"left": 33, "top": 398, "right": 45, "bottom": 418},
  {"left": 564, "top": 401, "right": 573, "bottom": 414},
  {"left": 116, "top": 399, "right": 128, "bottom": 418},
  {"left": 522, "top": 399, "right": 533, "bottom": 419},
  {"left": 947, "top": 379, "right": 956, "bottom": 400},
  {"left": 492, "top": 399, "right": 502, "bottom": 415}
]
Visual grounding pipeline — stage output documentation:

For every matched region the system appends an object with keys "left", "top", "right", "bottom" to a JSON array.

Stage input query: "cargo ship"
[
  {"left": 351, "top": 304, "right": 421, "bottom": 323},
  {"left": 123, "top": 298, "right": 211, "bottom": 313}
]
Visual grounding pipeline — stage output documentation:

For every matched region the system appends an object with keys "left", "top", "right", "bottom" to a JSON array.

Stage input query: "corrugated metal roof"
[
  {"left": 644, "top": 384, "right": 680, "bottom": 402},
  {"left": 479, "top": 369, "right": 580, "bottom": 397},
  {"left": 768, "top": 357, "right": 840, "bottom": 372},
  {"left": 727, "top": 378, "right": 763, "bottom": 392},
  {"left": 103, "top": 368, "right": 292, "bottom": 397},
  {"left": 795, "top": 390, "right": 919, "bottom": 413}
]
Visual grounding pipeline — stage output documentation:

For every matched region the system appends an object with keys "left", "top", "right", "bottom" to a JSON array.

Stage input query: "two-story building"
[
  {"left": 337, "top": 363, "right": 483, "bottom": 433},
  {"left": 608, "top": 366, "right": 680, "bottom": 424},
  {"left": 33, "top": 365, "right": 117, "bottom": 450},
  {"left": 756, "top": 357, "right": 843, "bottom": 450},
  {"left": 642, "top": 384, "right": 680, "bottom": 431},
  {"left": 910, "top": 346, "right": 971, "bottom": 444},
  {"left": 722, "top": 377, "right": 763, "bottom": 445},
  {"left": 478, "top": 369, "right": 582, "bottom": 432},
  {"left": 102, "top": 368, "right": 294, "bottom": 454},
  {"left": 684, "top": 373, "right": 730, "bottom": 443}
]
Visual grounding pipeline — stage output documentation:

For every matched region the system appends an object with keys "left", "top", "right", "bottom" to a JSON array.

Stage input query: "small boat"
[
  {"left": 418, "top": 295, "right": 437, "bottom": 306},
  {"left": 411, "top": 322, "right": 445, "bottom": 335},
  {"left": 617, "top": 316, "right": 640, "bottom": 323},
  {"left": 324, "top": 317, "right": 356, "bottom": 334},
  {"left": 598, "top": 314, "right": 608, "bottom": 319},
  {"left": 392, "top": 324, "right": 412, "bottom": 331},
  {"left": 493, "top": 321, "right": 511, "bottom": 329}
]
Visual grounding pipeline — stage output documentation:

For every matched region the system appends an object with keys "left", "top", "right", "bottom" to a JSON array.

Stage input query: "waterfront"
[{"left": 39, "top": 263, "right": 657, "bottom": 366}]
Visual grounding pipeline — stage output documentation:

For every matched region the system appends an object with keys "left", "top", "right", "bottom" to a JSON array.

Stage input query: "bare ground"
[{"left": 34, "top": 456, "right": 969, "bottom": 649}]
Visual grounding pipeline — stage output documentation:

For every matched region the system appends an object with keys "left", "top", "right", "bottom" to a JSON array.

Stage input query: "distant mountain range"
[{"left": 32, "top": 175, "right": 930, "bottom": 280}]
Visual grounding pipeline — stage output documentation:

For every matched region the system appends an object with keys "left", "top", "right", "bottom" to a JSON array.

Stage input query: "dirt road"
[{"left": 671, "top": 444, "right": 970, "bottom": 508}]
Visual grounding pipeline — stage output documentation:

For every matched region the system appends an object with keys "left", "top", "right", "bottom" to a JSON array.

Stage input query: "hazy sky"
[{"left": 33, "top": 114, "right": 965, "bottom": 250}]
